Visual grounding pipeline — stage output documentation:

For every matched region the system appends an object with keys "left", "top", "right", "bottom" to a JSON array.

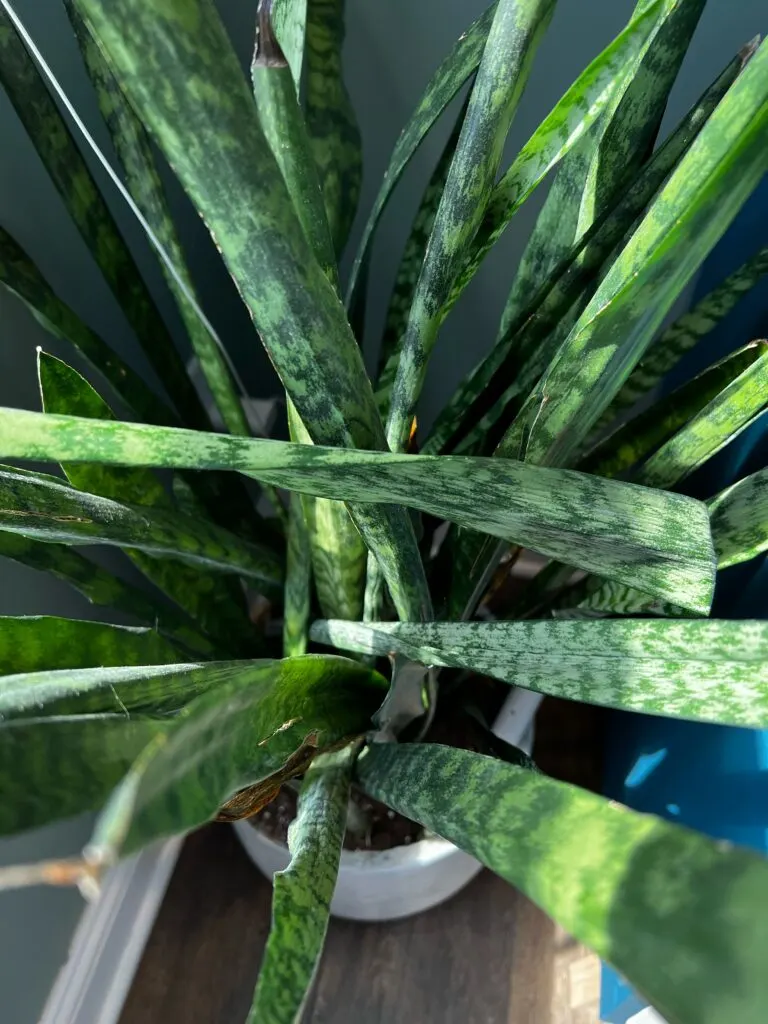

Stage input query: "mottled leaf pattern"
[
  {"left": 356, "top": 743, "right": 768, "bottom": 1024},
  {"left": 0, "top": 409, "right": 717, "bottom": 612},
  {"left": 0, "top": 226, "right": 176, "bottom": 427},
  {"left": 283, "top": 492, "right": 312, "bottom": 658},
  {"left": 248, "top": 749, "right": 351, "bottom": 1024},
  {"left": 0, "top": 616, "right": 180, "bottom": 677},
  {"left": 386, "top": 0, "right": 556, "bottom": 453},
  {"left": 0, "top": 9, "right": 210, "bottom": 431},
  {"left": 314, "top": 619, "right": 768, "bottom": 728},
  {"left": 0, "top": 715, "right": 172, "bottom": 837},
  {"left": 74, "top": 0, "right": 430, "bottom": 625},
  {"left": 88, "top": 656, "right": 386, "bottom": 858},
  {"left": 305, "top": 0, "right": 362, "bottom": 256},
  {"left": 346, "top": 3, "right": 498, "bottom": 309},
  {"left": 709, "top": 469, "right": 768, "bottom": 570}
]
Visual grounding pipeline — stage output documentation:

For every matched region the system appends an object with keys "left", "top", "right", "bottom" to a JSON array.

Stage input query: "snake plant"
[{"left": 0, "top": 0, "right": 767, "bottom": 1020}]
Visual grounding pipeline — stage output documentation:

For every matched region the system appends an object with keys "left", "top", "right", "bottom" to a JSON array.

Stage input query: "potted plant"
[{"left": 0, "top": 0, "right": 767, "bottom": 1020}]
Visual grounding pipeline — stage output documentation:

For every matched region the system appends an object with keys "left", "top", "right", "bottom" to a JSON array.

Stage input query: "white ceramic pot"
[{"left": 234, "top": 687, "right": 542, "bottom": 921}]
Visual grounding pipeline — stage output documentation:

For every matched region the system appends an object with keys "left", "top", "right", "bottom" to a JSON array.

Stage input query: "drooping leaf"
[
  {"left": 314, "top": 619, "right": 768, "bottom": 729},
  {"left": 304, "top": 0, "right": 362, "bottom": 256},
  {"left": 504, "top": 36, "right": 768, "bottom": 469},
  {"left": 87, "top": 656, "right": 386, "bottom": 859},
  {"left": 501, "top": 0, "right": 706, "bottom": 332},
  {"left": 0, "top": 466, "right": 283, "bottom": 593},
  {"left": 248, "top": 748, "right": 351, "bottom": 1024},
  {"left": 579, "top": 342, "right": 767, "bottom": 479},
  {"left": 64, "top": 0, "right": 250, "bottom": 439},
  {"left": 385, "top": 0, "right": 556, "bottom": 453},
  {"left": 0, "top": 659, "right": 295, "bottom": 723},
  {"left": 709, "top": 469, "right": 768, "bottom": 570},
  {"left": 0, "top": 9, "right": 210, "bottom": 432},
  {"left": 356, "top": 742, "right": 768, "bottom": 1024},
  {"left": 73, "top": 0, "right": 430, "bottom": 625},
  {"left": 425, "top": 39, "right": 752, "bottom": 458},
  {"left": 636, "top": 345, "right": 768, "bottom": 490},
  {"left": 38, "top": 351, "right": 257, "bottom": 652},
  {"left": 0, "top": 226, "right": 176, "bottom": 427},
  {"left": 283, "top": 492, "right": 312, "bottom": 658},
  {"left": 0, "top": 714, "right": 172, "bottom": 837},
  {"left": 0, "top": 532, "right": 213, "bottom": 656},
  {"left": 0, "top": 616, "right": 181, "bottom": 677},
  {"left": 346, "top": 2, "right": 498, "bottom": 309},
  {"left": 0, "top": 409, "right": 717, "bottom": 613},
  {"left": 604, "top": 242, "right": 768, "bottom": 427}
]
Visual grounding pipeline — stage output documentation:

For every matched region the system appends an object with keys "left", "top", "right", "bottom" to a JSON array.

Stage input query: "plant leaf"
[
  {"left": 87, "top": 656, "right": 386, "bottom": 859},
  {"left": 0, "top": 714, "right": 173, "bottom": 838},
  {"left": 501, "top": 0, "right": 706, "bottom": 333},
  {"left": 0, "top": 466, "right": 283, "bottom": 593},
  {"left": 636, "top": 345, "right": 768, "bottom": 490},
  {"left": 0, "top": 410, "right": 717, "bottom": 613},
  {"left": 356, "top": 742, "right": 768, "bottom": 1024},
  {"left": 346, "top": 2, "right": 498, "bottom": 308},
  {"left": 0, "top": 532, "right": 213, "bottom": 656},
  {"left": 304, "top": 0, "right": 361, "bottom": 256},
  {"left": 579, "top": 342, "right": 767, "bottom": 479},
  {"left": 0, "top": 616, "right": 181, "bottom": 677},
  {"left": 603, "top": 242, "right": 768, "bottom": 427},
  {"left": 38, "top": 352, "right": 256, "bottom": 651},
  {"left": 385, "top": 0, "right": 556, "bottom": 453},
  {"left": 503, "top": 37, "right": 768, "bottom": 469},
  {"left": 0, "top": 226, "right": 177, "bottom": 427},
  {"left": 314, "top": 619, "right": 768, "bottom": 728},
  {"left": 248, "top": 748, "right": 351, "bottom": 1024},
  {"left": 0, "top": 9, "right": 210, "bottom": 431},
  {"left": 64, "top": 1, "right": 249, "bottom": 439},
  {"left": 73, "top": 0, "right": 430, "bottom": 624},
  {"left": 425, "top": 40, "right": 751, "bottom": 458},
  {"left": 271, "top": 0, "right": 308, "bottom": 91},
  {"left": 283, "top": 492, "right": 312, "bottom": 658},
  {"left": 709, "top": 469, "right": 768, "bottom": 570}
]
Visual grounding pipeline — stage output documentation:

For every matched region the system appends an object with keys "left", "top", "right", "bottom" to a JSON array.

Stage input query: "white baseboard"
[{"left": 39, "top": 838, "right": 182, "bottom": 1024}]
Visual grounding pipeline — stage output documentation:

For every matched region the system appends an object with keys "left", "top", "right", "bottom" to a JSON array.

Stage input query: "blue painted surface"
[{"left": 599, "top": 178, "right": 768, "bottom": 1023}]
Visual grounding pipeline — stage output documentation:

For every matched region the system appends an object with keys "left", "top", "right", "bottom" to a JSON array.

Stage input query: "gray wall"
[{"left": 0, "top": 2, "right": 764, "bottom": 1021}]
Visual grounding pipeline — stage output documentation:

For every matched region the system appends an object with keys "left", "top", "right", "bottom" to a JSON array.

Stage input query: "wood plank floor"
[{"left": 120, "top": 699, "right": 604, "bottom": 1024}]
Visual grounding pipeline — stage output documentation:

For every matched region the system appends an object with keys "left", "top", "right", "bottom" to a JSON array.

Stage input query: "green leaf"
[
  {"left": 0, "top": 9, "right": 210, "bottom": 432},
  {"left": 502, "top": 0, "right": 706, "bottom": 333},
  {"left": 0, "top": 410, "right": 717, "bottom": 613},
  {"left": 375, "top": 97, "right": 468, "bottom": 413},
  {"left": 0, "top": 615, "right": 181, "bottom": 677},
  {"left": 271, "top": 0, "right": 308, "bottom": 91},
  {"left": 385, "top": 0, "right": 556, "bottom": 453},
  {"left": 283, "top": 492, "right": 312, "bottom": 658},
  {"left": 346, "top": 2, "right": 498, "bottom": 309},
  {"left": 38, "top": 351, "right": 256, "bottom": 651},
  {"left": 0, "top": 659, "right": 294, "bottom": 722},
  {"left": 636, "top": 345, "right": 768, "bottom": 490},
  {"left": 0, "top": 714, "right": 172, "bottom": 837},
  {"left": 0, "top": 466, "right": 283, "bottom": 593},
  {"left": 248, "top": 749, "right": 351, "bottom": 1024},
  {"left": 64, "top": 0, "right": 249, "bottom": 439},
  {"left": 0, "top": 532, "right": 213, "bottom": 656},
  {"left": 426, "top": 39, "right": 751, "bottom": 458},
  {"left": 440, "top": 0, "right": 665, "bottom": 324},
  {"left": 356, "top": 742, "right": 768, "bottom": 1024},
  {"left": 504, "top": 36, "right": 768, "bottom": 469},
  {"left": 305, "top": 0, "right": 362, "bottom": 256},
  {"left": 709, "top": 469, "right": 768, "bottom": 570},
  {"left": 88, "top": 656, "right": 386, "bottom": 859},
  {"left": 0, "top": 226, "right": 176, "bottom": 427},
  {"left": 73, "top": 0, "right": 430, "bottom": 625},
  {"left": 314, "top": 619, "right": 768, "bottom": 728},
  {"left": 579, "top": 342, "right": 767, "bottom": 479},
  {"left": 604, "top": 242, "right": 768, "bottom": 427}
]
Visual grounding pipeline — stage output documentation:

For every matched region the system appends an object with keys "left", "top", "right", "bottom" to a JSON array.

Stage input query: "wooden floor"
[{"left": 121, "top": 699, "right": 603, "bottom": 1024}]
